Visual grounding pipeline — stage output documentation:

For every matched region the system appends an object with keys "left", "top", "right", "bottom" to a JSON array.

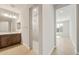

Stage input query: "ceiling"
[
  {"left": 9, "top": 4, "right": 33, "bottom": 11},
  {"left": 54, "top": 4, "right": 69, "bottom": 9},
  {"left": 0, "top": 4, "right": 33, "bottom": 20},
  {"left": 0, "top": 4, "right": 33, "bottom": 13},
  {"left": 56, "top": 5, "right": 76, "bottom": 22}
]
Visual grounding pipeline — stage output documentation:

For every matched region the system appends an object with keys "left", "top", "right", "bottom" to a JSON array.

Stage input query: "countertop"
[{"left": 0, "top": 32, "right": 21, "bottom": 35}]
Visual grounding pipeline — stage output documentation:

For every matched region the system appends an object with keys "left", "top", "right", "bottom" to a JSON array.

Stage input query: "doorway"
[{"left": 54, "top": 5, "right": 76, "bottom": 55}]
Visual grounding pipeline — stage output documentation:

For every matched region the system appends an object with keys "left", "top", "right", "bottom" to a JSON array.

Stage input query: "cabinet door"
[
  {"left": 0, "top": 34, "right": 21, "bottom": 48},
  {"left": 0, "top": 35, "right": 10, "bottom": 47},
  {"left": 15, "top": 34, "right": 21, "bottom": 43},
  {"left": 7, "top": 34, "right": 21, "bottom": 45}
]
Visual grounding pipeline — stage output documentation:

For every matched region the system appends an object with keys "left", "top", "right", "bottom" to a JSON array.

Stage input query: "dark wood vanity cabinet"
[{"left": 0, "top": 33, "right": 21, "bottom": 48}]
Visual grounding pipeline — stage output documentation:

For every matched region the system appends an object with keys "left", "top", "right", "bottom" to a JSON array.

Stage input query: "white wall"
[
  {"left": 69, "top": 5, "right": 76, "bottom": 50},
  {"left": 42, "top": 4, "right": 55, "bottom": 54},
  {"left": 63, "top": 21, "right": 70, "bottom": 37},
  {"left": 67, "top": 5, "right": 76, "bottom": 49}
]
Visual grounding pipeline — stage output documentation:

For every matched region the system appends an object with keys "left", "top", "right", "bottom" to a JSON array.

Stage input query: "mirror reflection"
[{"left": 0, "top": 8, "right": 20, "bottom": 33}]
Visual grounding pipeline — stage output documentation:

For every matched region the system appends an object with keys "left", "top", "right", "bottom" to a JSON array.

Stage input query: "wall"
[
  {"left": 63, "top": 21, "right": 70, "bottom": 37},
  {"left": 76, "top": 5, "right": 79, "bottom": 54},
  {"left": 42, "top": 4, "right": 55, "bottom": 54},
  {"left": 69, "top": 5, "right": 77, "bottom": 50}
]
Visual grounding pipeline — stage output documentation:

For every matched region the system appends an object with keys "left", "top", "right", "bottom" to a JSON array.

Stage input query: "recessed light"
[
  {"left": 2, "top": 13, "right": 17, "bottom": 19},
  {"left": 2, "top": 13, "right": 9, "bottom": 17},
  {"left": 13, "top": 16, "right": 17, "bottom": 19},
  {"left": 60, "top": 23, "right": 63, "bottom": 26}
]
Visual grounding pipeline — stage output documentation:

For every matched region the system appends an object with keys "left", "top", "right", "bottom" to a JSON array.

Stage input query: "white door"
[{"left": 29, "top": 5, "right": 41, "bottom": 54}]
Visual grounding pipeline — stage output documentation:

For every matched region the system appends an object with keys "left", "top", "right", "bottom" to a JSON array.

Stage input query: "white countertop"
[{"left": 0, "top": 32, "right": 21, "bottom": 35}]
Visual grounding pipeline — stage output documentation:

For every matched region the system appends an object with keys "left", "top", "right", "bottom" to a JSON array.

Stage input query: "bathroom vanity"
[{"left": 0, "top": 32, "right": 21, "bottom": 48}]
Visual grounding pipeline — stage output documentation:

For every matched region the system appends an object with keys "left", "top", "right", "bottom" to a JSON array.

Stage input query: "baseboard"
[
  {"left": 71, "top": 40, "right": 76, "bottom": 49},
  {"left": 50, "top": 46, "right": 56, "bottom": 55},
  {"left": 22, "top": 43, "right": 30, "bottom": 50},
  {"left": 76, "top": 52, "right": 79, "bottom": 55},
  {"left": 70, "top": 38, "right": 77, "bottom": 55}
]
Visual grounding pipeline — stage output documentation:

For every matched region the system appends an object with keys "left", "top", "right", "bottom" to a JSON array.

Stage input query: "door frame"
[{"left": 55, "top": 5, "right": 77, "bottom": 55}]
